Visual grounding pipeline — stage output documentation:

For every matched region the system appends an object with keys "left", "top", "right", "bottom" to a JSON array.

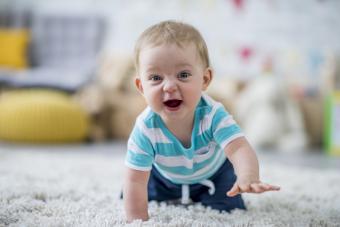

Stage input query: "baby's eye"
[
  {"left": 150, "top": 75, "right": 162, "bottom": 81},
  {"left": 178, "top": 71, "right": 191, "bottom": 79}
]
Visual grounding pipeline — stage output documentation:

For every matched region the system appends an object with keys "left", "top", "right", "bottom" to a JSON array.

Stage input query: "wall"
[{"left": 2, "top": 0, "right": 340, "bottom": 82}]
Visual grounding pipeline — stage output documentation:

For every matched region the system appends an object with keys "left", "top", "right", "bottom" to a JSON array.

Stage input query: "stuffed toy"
[{"left": 235, "top": 76, "right": 308, "bottom": 151}]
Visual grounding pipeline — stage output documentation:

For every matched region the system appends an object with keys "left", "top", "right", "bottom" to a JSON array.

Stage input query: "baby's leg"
[
  {"left": 147, "top": 166, "right": 182, "bottom": 202},
  {"left": 192, "top": 160, "right": 246, "bottom": 212}
]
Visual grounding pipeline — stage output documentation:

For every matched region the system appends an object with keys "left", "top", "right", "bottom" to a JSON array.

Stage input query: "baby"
[{"left": 123, "top": 20, "right": 280, "bottom": 222}]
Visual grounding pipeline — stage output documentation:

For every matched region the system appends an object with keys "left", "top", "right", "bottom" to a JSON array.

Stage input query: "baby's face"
[{"left": 135, "top": 43, "right": 211, "bottom": 123}]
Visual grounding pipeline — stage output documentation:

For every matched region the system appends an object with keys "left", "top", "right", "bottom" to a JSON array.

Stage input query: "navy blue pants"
[{"left": 148, "top": 160, "right": 246, "bottom": 212}]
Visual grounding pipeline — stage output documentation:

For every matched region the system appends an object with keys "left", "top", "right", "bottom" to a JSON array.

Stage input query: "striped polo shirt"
[{"left": 125, "top": 94, "right": 244, "bottom": 184}]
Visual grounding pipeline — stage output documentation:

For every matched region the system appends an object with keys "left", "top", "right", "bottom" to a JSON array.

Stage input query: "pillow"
[
  {"left": 0, "top": 29, "right": 30, "bottom": 69},
  {"left": 0, "top": 89, "right": 90, "bottom": 143}
]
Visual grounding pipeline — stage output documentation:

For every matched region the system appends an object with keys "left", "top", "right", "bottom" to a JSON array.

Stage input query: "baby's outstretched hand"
[{"left": 226, "top": 177, "right": 280, "bottom": 197}]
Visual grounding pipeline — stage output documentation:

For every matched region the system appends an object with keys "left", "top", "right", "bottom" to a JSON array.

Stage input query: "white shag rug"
[{"left": 0, "top": 147, "right": 340, "bottom": 227}]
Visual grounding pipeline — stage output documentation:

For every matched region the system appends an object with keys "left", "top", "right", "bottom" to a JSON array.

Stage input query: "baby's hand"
[{"left": 226, "top": 175, "right": 280, "bottom": 197}]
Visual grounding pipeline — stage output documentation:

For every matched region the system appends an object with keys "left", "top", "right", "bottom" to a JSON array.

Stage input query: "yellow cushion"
[
  {"left": 0, "top": 89, "right": 90, "bottom": 143},
  {"left": 0, "top": 29, "right": 30, "bottom": 69}
]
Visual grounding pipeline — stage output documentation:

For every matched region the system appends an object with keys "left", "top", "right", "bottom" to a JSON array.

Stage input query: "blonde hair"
[{"left": 134, "top": 20, "right": 210, "bottom": 70}]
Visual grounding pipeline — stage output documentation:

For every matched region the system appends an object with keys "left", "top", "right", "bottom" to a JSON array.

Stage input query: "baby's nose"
[{"left": 163, "top": 80, "right": 178, "bottom": 93}]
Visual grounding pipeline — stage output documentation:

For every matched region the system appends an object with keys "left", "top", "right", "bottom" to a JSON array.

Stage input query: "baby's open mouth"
[{"left": 163, "top": 99, "right": 182, "bottom": 108}]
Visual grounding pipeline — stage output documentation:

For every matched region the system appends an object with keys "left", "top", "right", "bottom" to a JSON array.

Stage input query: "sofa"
[
  {"left": 0, "top": 5, "right": 106, "bottom": 92},
  {"left": 0, "top": 5, "right": 107, "bottom": 143}
]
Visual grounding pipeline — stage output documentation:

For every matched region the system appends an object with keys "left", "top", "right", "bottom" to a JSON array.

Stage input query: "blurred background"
[{"left": 0, "top": 0, "right": 340, "bottom": 156}]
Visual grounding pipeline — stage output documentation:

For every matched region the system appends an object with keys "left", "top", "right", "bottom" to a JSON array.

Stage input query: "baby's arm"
[
  {"left": 123, "top": 167, "right": 150, "bottom": 222},
  {"left": 224, "top": 137, "right": 280, "bottom": 196}
]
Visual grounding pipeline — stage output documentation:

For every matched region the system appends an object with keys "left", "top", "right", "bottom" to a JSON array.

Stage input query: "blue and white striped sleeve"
[
  {"left": 125, "top": 122, "right": 154, "bottom": 171},
  {"left": 211, "top": 106, "right": 244, "bottom": 149}
]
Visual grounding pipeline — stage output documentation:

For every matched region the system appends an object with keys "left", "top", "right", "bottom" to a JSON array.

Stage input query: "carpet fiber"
[{"left": 0, "top": 147, "right": 339, "bottom": 227}]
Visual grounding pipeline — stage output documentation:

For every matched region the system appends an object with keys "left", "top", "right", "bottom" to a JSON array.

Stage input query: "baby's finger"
[
  {"left": 227, "top": 183, "right": 240, "bottom": 197},
  {"left": 250, "top": 183, "right": 264, "bottom": 193},
  {"left": 259, "top": 182, "right": 280, "bottom": 191}
]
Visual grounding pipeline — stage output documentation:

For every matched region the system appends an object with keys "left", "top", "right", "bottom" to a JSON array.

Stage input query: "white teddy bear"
[{"left": 235, "top": 76, "right": 308, "bottom": 151}]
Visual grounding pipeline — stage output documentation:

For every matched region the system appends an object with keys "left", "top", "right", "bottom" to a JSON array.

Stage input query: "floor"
[{"left": 1, "top": 140, "right": 339, "bottom": 226}]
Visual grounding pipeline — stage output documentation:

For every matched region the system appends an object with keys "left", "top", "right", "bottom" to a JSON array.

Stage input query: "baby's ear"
[
  {"left": 202, "top": 68, "right": 213, "bottom": 91},
  {"left": 135, "top": 76, "right": 144, "bottom": 94}
]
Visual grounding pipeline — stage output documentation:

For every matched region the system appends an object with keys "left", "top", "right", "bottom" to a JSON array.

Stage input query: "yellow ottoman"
[{"left": 0, "top": 89, "right": 90, "bottom": 143}]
